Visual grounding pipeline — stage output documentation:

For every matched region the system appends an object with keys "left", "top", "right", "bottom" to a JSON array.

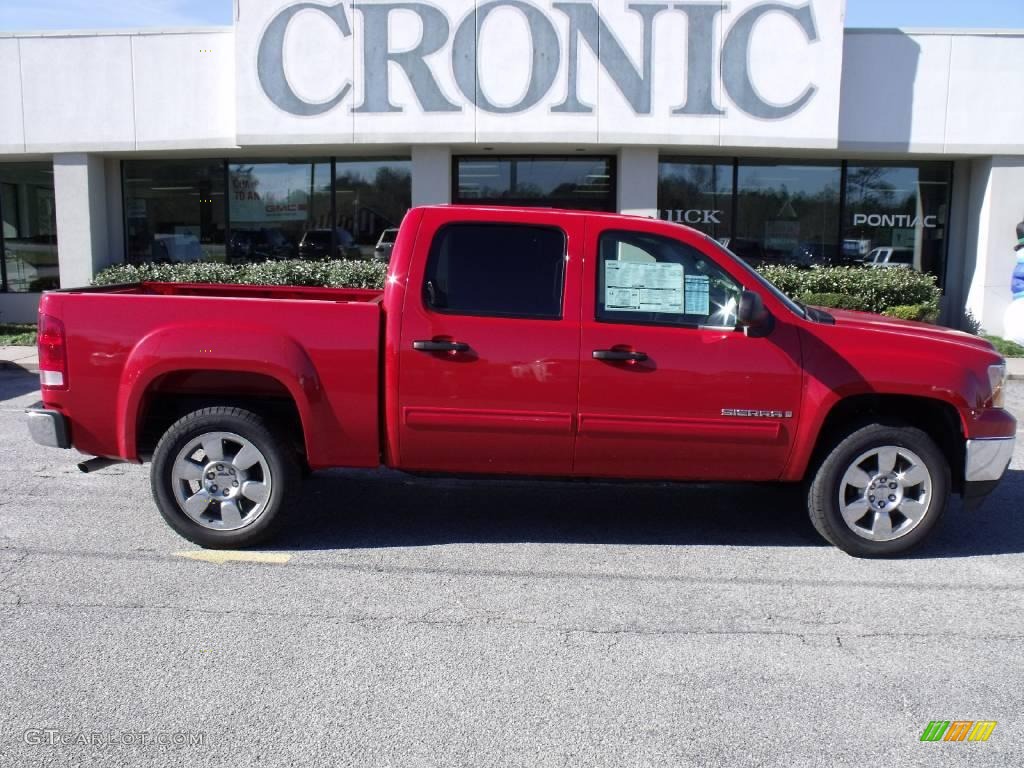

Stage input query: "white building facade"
[{"left": 0, "top": 0, "right": 1022, "bottom": 332}]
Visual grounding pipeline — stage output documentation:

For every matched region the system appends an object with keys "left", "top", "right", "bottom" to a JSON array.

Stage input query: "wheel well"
[
  {"left": 808, "top": 395, "right": 965, "bottom": 492},
  {"left": 137, "top": 370, "right": 306, "bottom": 462}
]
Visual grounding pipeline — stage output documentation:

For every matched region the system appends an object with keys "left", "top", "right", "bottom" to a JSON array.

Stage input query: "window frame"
[
  {"left": 0, "top": 181, "right": 8, "bottom": 292},
  {"left": 594, "top": 229, "right": 743, "bottom": 332},
  {"left": 121, "top": 156, "right": 412, "bottom": 264},
  {"left": 451, "top": 154, "right": 618, "bottom": 212},
  {"left": 421, "top": 221, "right": 569, "bottom": 321}
]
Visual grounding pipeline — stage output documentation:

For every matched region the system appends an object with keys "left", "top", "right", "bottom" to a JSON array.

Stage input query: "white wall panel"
[
  {"left": 0, "top": 39, "right": 25, "bottom": 154},
  {"left": 20, "top": 36, "right": 135, "bottom": 153},
  {"left": 838, "top": 32, "right": 951, "bottom": 152},
  {"left": 133, "top": 32, "right": 236, "bottom": 150},
  {"left": 945, "top": 35, "right": 1024, "bottom": 154}
]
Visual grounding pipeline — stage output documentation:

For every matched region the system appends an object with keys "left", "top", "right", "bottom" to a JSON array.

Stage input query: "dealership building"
[{"left": 0, "top": 0, "right": 1022, "bottom": 332}]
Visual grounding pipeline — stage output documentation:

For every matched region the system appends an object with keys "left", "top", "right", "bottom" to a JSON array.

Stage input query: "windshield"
[
  {"left": 380, "top": 230, "right": 397, "bottom": 244},
  {"left": 706, "top": 237, "right": 807, "bottom": 320}
]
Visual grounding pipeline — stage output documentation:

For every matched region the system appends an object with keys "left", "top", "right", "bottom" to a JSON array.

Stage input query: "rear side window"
[{"left": 423, "top": 223, "right": 566, "bottom": 319}]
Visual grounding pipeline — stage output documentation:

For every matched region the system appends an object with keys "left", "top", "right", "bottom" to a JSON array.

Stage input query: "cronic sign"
[{"left": 256, "top": 0, "right": 824, "bottom": 118}]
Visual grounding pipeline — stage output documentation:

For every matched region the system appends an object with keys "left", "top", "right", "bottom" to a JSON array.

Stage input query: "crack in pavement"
[{"left": 2, "top": 597, "right": 1023, "bottom": 647}]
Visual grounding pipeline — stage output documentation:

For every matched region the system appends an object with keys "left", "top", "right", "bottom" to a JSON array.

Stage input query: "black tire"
[
  {"left": 807, "top": 423, "right": 950, "bottom": 557},
  {"left": 150, "top": 406, "right": 300, "bottom": 548}
]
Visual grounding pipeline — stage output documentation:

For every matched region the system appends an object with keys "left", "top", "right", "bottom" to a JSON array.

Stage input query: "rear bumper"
[
  {"left": 26, "top": 402, "right": 70, "bottom": 449},
  {"left": 963, "top": 436, "right": 1015, "bottom": 510}
]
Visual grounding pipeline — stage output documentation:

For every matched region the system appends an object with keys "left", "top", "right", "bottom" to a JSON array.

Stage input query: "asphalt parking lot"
[{"left": 1, "top": 369, "right": 1023, "bottom": 767}]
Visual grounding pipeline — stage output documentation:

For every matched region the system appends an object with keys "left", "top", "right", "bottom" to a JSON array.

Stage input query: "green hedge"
[
  {"left": 93, "top": 259, "right": 388, "bottom": 290},
  {"left": 759, "top": 265, "right": 941, "bottom": 315},
  {"left": 796, "top": 292, "right": 870, "bottom": 312},
  {"left": 880, "top": 304, "right": 940, "bottom": 324}
]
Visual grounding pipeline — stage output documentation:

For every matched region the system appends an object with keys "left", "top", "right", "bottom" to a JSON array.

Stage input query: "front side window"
[
  {"left": 597, "top": 231, "right": 742, "bottom": 329},
  {"left": 423, "top": 224, "right": 566, "bottom": 319}
]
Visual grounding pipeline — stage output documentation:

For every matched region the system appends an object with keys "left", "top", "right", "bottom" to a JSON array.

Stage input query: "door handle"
[
  {"left": 413, "top": 340, "right": 471, "bottom": 353},
  {"left": 592, "top": 349, "right": 648, "bottom": 363}
]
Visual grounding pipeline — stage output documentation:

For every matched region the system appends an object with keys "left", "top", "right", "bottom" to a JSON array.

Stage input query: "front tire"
[
  {"left": 151, "top": 407, "right": 300, "bottom": 548},
  {"left": 808, "top": 423, "right": 949, "bottom": 557}
]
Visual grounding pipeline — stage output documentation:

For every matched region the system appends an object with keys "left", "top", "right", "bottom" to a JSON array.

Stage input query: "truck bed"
[
  {"left": 76, "top": 281, "right": 384, "bottom": 304},
  {"left": 38, "top": 281, "right": 383, "bottom": 469}
]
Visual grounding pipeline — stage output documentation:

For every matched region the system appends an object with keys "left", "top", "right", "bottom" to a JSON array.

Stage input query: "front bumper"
[
  {"left": 26, "top": 402, "right": 70, "bottom": 449},
  {"left": 963, "top": 436, "right": 1015, "bottom": 510},
  {"left": 966, "top": 437, "right": 1015, "bottom": 482}
]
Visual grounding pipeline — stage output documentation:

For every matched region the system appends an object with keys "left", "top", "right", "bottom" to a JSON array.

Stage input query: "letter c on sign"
[
  {"left": 258, "top": 2, "right": 352, "bottom": 116},
  {"left": 722, "top": 2, "right": 819, "bottom": 120}
]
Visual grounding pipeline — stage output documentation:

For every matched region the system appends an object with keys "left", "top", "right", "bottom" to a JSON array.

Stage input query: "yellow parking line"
[{"left": 173, "top": 550, "right": 291, "bottom": 565}]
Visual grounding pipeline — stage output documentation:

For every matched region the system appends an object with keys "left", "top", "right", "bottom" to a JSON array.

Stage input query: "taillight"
[{"left": 38, "top": 313, "right": 67, "bottom": 389}]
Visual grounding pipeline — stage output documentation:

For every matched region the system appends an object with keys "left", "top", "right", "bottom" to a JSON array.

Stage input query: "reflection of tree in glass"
[{"left": 334, "top": 166, "right": 411, "bottom": 246}]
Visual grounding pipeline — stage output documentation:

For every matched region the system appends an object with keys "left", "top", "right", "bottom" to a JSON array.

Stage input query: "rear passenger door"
[{"left": 396, "top": 209, "right": 583, "bottom": 475}]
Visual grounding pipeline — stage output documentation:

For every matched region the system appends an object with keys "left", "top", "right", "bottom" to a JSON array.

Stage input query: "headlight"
[{"left": 988, "top": 363, "right": 1007, "bottom": 408}]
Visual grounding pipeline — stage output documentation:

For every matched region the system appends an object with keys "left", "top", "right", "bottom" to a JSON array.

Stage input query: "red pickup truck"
[{"left": 27, "top": 206, "right": 1016, "bottom": 557}]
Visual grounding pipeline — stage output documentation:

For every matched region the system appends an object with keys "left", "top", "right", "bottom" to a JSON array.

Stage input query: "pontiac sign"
[{"left": 236, "top": 0, "right": 844, "bottom": 146}]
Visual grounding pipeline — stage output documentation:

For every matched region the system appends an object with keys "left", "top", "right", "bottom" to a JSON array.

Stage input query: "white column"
[
  {"left": 963, "top": 156, "right": 1024, "bottom": 337},
  {"left": 617, "top": 146, "right": 658, "bottom": 218},
  {"left": 53, "top": 153, "right": 111, "bottom": 288},
  {"left": 411, "top": 146, "right": 452, "bottom": 206}
]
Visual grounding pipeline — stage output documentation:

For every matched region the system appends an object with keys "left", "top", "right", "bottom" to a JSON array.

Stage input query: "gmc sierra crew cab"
[{"left": 26, "top": 206, "right": 1016, "bottom": 557}]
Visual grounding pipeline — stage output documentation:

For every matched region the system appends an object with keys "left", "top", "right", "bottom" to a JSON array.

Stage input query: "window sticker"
[
  {"left": 684, "top": 275, "right": 710, "bottom": 316},
  {"left": 605, "top": 260, "right": 684, "bottom": 314}
]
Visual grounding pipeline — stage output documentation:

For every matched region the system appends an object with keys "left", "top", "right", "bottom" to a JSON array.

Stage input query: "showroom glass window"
[
  {"left": 0, "top": 163, "right": 59, "bottom": 291},
  {"left": 454, "top": 156, "right": 616, "bottom": 211},
  {"left": 733, "top": 162, "right": 841, "bottom": 268},
  {"left": 228, "top": 160, "right": 331, "bottom": 262},
  {"left": 123, "top": 159, "right": 226, "bottom": 265},
  {"left": 657, "top": 159, "right": 733, "bottom": 240},
  {"left": 844, "top": 163, "right": 952, "bottom": 281},
  {"left": 334, "top": 158, "right": 411, "bottom": 256}
]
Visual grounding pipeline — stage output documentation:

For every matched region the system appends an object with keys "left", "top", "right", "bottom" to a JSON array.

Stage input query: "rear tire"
[
  {"left": 808, "top": 423, "right": 949, "bottom": 557},
  {"left": 150, "top": 406, "right": 300, "bottom": 548}
]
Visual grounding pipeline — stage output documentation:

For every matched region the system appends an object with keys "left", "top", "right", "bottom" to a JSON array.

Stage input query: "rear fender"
[{"left": 117, "top": 324, "right": 324, "bottom": 461}]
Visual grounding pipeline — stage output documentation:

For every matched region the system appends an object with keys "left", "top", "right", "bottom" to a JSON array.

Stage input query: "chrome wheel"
[
  {"left": 838, "top": 445, "right": 932, "bottom": 542},
  {"left": 170, "top": 431, "right": 272, "bottom": 531}
]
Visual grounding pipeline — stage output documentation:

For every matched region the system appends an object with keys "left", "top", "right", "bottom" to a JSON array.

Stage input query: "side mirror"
[{"left": 737, "top": 290, "right": 774, "bottom": 336}]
